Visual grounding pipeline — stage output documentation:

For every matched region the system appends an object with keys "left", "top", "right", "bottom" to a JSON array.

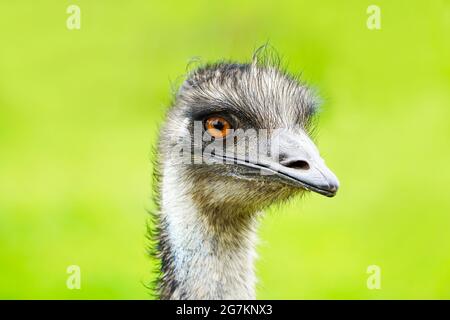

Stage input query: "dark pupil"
[{"left": 213, "top": 120, "right": 224, "bottom": 131}]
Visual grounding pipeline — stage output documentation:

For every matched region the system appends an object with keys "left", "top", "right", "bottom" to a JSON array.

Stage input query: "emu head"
[{"left": 159, "top": 61, "right": 339, "bottom": 215}]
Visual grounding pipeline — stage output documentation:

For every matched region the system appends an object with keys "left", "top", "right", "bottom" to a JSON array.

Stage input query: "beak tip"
[
  {"left": 329, "top": 180, "right": 339, "bottom": 196},
  {"left": 328, "top": 187, "right": 338, "bottom": 197},
  {"left": 322, "top": 177, "right": 339, "bottom": 197}
]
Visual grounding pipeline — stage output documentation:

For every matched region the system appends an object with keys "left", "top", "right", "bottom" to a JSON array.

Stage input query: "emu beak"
[
  {"left": 260, "top": 129, "right": 339, "bottom": 197},
  {"left": 211, "top": 128, "right": 339, "bottom": 197}
]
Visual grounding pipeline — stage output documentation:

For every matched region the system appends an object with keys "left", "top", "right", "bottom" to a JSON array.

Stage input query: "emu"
[{"left": 150, "top": 54, "right": 339, "bottom": 300}]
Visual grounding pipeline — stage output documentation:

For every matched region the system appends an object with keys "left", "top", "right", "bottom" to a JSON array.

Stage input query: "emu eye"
[{"left": 204, "top": 116, "right": 232, "bottom": 139}]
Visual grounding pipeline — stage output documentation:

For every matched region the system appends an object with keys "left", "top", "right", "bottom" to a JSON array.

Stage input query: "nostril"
[{"left": 284, "top": 160, "right": 310, "bottom": 170}]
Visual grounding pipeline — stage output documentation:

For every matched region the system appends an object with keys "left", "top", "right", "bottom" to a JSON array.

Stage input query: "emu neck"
[{"left": 157, "top": 165, "right": 258, "bottom": 300}]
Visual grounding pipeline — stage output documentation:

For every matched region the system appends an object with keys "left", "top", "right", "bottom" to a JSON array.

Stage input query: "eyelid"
[{"left": 188, "top": 105, "right": 228, "bottom": 121}]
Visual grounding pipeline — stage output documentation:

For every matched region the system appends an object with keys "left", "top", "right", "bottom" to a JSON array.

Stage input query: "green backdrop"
[{"left": 0, "top": 0, "right": 449, "bottom": 299}]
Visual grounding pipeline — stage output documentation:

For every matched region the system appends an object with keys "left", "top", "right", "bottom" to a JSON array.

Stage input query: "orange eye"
[{"left": 204, "top": 116, "right": 232, "bottom": 138}]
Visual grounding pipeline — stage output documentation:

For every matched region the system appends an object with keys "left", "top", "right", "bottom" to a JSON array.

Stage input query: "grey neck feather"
[{"left": 156, "top": 161, "right": 259, "bottom": 300}]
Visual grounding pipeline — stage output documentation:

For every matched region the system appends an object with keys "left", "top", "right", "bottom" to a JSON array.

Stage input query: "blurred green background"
[{"left": 0, "top": 0, "right": 449, "bottom": 299}]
